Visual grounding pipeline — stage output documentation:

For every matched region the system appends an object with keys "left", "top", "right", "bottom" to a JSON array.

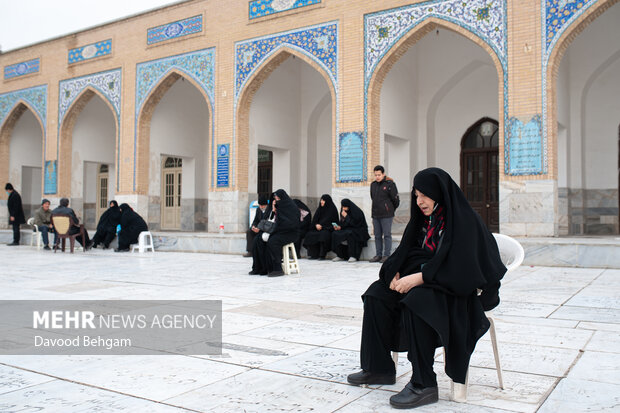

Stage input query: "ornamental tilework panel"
[
  {"left": 505, "top": 115, "right": 543, "bottom": 175},
  {"left": 235, "top": 21, "right": 337, "bottom": 100},
  {"left": 0, "top": 85, "right": 47, "bottom": 130},
  {"left": 135, "top": 48, "right": 215, "bottom": 190},
  {"left": 365, "top": 0, "right": 507, "bottom": 85},
  {"left": 540, "top": 0, "right": 598, "bottom": 176},
  {"left": 249, "top": 0, "right": 321, "bottom": 20},
  {"left": 4, "top": 58, "right": 40, "bottom": 80},
  {"left": 147, "top": 15, "right": 203, "bottom": 45},
  {"left": 58, "top": 69, "right": 121, "bottom": 126},
  {"left": 68, "top": 39, "right": 112, "bottom": 64},
  {"left": 337, "top": 132, "right": 364, "bottom": 183}
]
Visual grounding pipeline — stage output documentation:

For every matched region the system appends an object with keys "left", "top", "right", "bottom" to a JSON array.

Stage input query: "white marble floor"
[{"left": 0, "top": 245, "right": 619, "bottom": 412}]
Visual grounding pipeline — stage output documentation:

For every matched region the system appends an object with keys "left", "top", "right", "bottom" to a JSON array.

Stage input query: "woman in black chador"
[
  {"left": 346, "top": 168, "right": 506, "bottom": 409},
  {"left": 249, "top": 189, "right": 300, "bottom": 277},
  {"left": 115, "top": 203, "right": 148, "bottom": 252},
  {"left": 303, "top": 194, "right": 339, "bottom": 260},
  {"left": 293, "top": 199, "right": 312, "bottom": 257},
  {"left": 92, "top": 200, "right": 121, "bottom": 249},
  {"left": 331, "top": 199, "right": 370, "bottom": 262}
]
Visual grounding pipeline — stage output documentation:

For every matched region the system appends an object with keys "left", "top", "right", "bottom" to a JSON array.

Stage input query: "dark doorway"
[
  {"left": 257, "top": 149, "right": 273, "bottom": 199},
  {"left": 460, "top": 118, "right": 499, "bottom": 232}
]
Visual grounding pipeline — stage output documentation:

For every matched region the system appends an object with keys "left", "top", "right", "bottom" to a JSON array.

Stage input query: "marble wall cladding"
[
  {"left": 148, "top": 196, "right": 161, "bottom": 231},
  {"left": 563, "top": 188, "right": 619, "bottom": 235},
  {"left": 83, "top": 202, "right": 96, "bottom": 229},
  {"left": 22, "top": 204, "right": 38, "bottom": 223},
  {"left": 0, "top": 201, "right": 7, "bottom": 229},
  {"left": 500, "top": 180, "right": 557, "bottom": 236},
  {"left": 208, "top": 190, "right": 250, "bottom": 233},
  {"left": 180, "top": 199, "right": 195, "bottom": 231},
  {"left": 194, "top": 198, "right": 208, "bottom": 231}
]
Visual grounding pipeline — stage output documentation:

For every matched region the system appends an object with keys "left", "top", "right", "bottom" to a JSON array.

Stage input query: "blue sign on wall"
[
  {"left": 44, "top": 160, "right": 57, "bottom": 194},
  {"left": 338, "top": 132, "right": 364, "bottom": 182},
  {"left": 506, "top": 115, "right": 543, "bottom": 175},
  {"left": 217, "top": 144, "right": 230, "bottom": 187}
]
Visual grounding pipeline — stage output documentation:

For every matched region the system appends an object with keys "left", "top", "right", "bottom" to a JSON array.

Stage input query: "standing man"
[
  {"left": 33, "top": 198, "right": 55, "bottom": 250},
  {"left": 370, "top": 165, "right": 400, "bottom": 263},
  {"left": 5, "top": 183, "right": 26, "bottom": 246}
]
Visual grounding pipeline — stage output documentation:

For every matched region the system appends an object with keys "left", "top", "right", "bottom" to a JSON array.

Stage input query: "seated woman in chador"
[
  {"left": 303, "top": 194, "right": 339, "bottom": 260},
  {"left": 331, "top": 198, "right": 370, "bottom": 263},
  {"left": 346, "top": 167, "right": 506, "bottom": 410}
]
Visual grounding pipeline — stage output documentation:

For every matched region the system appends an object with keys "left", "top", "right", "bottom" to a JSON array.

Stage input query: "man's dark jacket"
[
  {"left": 370, "top": 178, "right": 400, "bottom": 218},
  {"left": 7, "top": 191, "right": 26, "bottom": 225}
]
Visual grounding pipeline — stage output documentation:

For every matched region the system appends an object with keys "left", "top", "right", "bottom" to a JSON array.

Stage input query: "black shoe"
[
  {"left": 389, "top": 383, "right": 438, "bottom": 409},
  {"left": 369, "top": 255, "right": 382, "bottom": 262},
  {"left": 267, "top": 270, "right": 284, "bottom": 277},
  {"left": 43, "top": 245, "right": 51, "bottom": 251},
  {"left": 318, "top": 256, "right": 326, "bottom": 261},
  {"left": 260, "top": 271, "right": 268, "bottom": 276},
  {"left": 347, "top": 370, "right": 395, "bottom": 386},
  {"left": 243, "top": 252, "right": 252, "bottom": 257},
  {"left": 7, "top": 242, "right": 19, "bottom": 246},
  {"left": 115, "top": 248, "right": 130, "bottom": 252},
  {"left": 307, "top": 256, "right": 318, "bottom": 260},
  {"left": 380, "top": 256, "right": 389, "bottom": 263},
  {"left": 248, "top": 270, "right": 260, "bottom": 275},
  {"left": 85, "top": 241, "right": 94, "bottom": 251},
  {"left": 92, "top": 243, "right": 98, "bottom": 249},
  {"left": 103, "top": 244, "right": 110, "bottom": 249}
]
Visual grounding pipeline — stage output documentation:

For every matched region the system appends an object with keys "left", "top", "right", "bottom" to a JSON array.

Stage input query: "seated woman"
[
  {"left": 293, "top": 199, "right": 312, "bottom": 257},
  {"left": 249, "top": 189, "right": 300, "bottom": 277},
  {"left": 115, "top": 203, "right": 148, "bottom": 252},
  {"left": 92, "top": 200, "right": 121, "bottom": 249},
  {"left": 346, "top": 168, "right": 506, "bottom": 409},
  {"left": 303, "top": 194, "right": 339, "bottom": 260},
  {"left": 331, "top": 199, "right": 370, "bottom": 262}
]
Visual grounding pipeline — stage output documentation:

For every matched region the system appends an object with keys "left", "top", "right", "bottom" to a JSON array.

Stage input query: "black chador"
[
  {"left": 356, "top": 167, "right": 506, "bottom": 394},
  {"left": 251, "top": 189, "right": 300, "bottom": 275},
  {"left": 331, "top": 198, "right": 370, "bottom": 260},
  {"left": 303, "top": 194, "right": 339, "bottom": 259},
  {"left": 117, "top": 204, "right": 148, "bottom": 251},
  {"left": 293, "top": 199, "right": 312, "bottom": 256},
  {"left": 92, "top": 200, "right": 121, "bottom": 249}
]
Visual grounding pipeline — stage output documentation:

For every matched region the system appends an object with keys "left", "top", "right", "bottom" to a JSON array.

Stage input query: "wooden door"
[
  {"left": 161, "top": 157, "right": 182, "bottom": 230},
  {"left": 96, "top": 164, "right": 109, "bottom": 222},
  {"left": 257, "top": 149, "right": 273, "bottom": 199}
]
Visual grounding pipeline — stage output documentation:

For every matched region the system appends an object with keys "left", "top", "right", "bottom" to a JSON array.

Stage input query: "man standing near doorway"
[
  {"left": 370, "top": 166, "right": 399, "bottom": 263},
  {"left": 5, "top": 183, "right": 26, "bottom": 246}
]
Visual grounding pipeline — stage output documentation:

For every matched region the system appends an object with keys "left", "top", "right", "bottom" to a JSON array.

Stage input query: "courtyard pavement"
[{"left": 0, "top": 245, "right": 619, "bottom": 412}]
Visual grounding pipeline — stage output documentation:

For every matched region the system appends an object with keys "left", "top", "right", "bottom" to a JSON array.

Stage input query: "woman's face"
[
  {"left": 274, "top": 195, "right": 281, "bottom": 201},
  {"left": 415, "top": 189, "right": 436, "bottom": 216},
  {"left": 320, "top": 199, "right": 325, "bottom": 207},
  {"left": 342, "top": 206, "right": 349, "bottom": 212}
]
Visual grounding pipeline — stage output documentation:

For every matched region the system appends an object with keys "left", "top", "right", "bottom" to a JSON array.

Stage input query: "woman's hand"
[
  {"left": 316, "top": 224, "right": 322, "bottom": 231},
  {"left": 390, "top": 272, "right": 424, "bottom": 294}
]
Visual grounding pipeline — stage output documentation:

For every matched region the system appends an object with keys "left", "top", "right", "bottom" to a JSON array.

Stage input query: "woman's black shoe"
[
  {"left": 248, "top": 270, "right": 260, "bottom": 275},
  {"left": 346, "top": 370, "right": 395, "bottom": 385},
  {"left": 389, "top": 383, "right": 438, "bottom": 409},
  {"left": 307, "top": 256, "right": 318, "bottom": 260},
  {"left": 267, "top": 270, "right": 284, "bottom": 277}
]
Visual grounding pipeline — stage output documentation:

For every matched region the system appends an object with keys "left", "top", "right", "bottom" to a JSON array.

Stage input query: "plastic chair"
[
  {"left": 131, "top": 231, "right": 155, "bottom": 253},
  {"left": 392, "top": 233, "right": 524, "bottom": 402},
  {"left": 51, "top": 214, "right": 86, "bottom": 253},
  {"left": 281, "top": 242, "right": 300, "bottom": 275},
  {"left": 27, "top": 217, "right": 42, "bottom": 250}
]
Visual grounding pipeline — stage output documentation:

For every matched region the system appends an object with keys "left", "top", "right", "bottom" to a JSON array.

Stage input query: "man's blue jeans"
[
  {"left": 373, "top": 217, "right": 393, "bottom": 257},
  {"left": 38, "top": 225, "right": 56, "bottom": 247}
]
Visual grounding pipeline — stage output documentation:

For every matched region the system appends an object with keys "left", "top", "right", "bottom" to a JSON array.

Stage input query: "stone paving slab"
[{"left": 0, "top": 244, "right": 619, "bottom": 411}]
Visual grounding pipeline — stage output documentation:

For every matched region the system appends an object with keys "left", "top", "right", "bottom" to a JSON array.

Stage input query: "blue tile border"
[
  {"left": 147, "top": 15, "right": 203, "bottom": 45},
  {"left": 249, "top": 0, "right": 321, "bottom": 20},
  {"left": 68, "top": 39, "right": 112, "bottom": 64},
  {"left": 4, "top": 58, "right": 40, "bottom": 80}
]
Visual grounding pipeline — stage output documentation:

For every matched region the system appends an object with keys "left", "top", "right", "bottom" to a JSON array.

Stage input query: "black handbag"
[{"left": 257, "top": 218, "right": 276, "bottom": 233}]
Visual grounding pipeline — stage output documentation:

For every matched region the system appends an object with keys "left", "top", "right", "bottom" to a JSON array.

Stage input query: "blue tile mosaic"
[
  {"left": 134, "top": 48, "right": 215, "bottom": 190},
  {"left": 147, "top": 15, "right": 202, "bottom": 45},
  {"left": 68, "top": 39, "right": 112, "bottom": 64},
  {"left": 0, "top": 85, "right": 47, "bottom": 131},
  {"left": 505, "top": 115, "right": 543, "bottom": 175},
  {"left": 249, "top": 0, "right": 321, "bottom": 20},
  {"left": 337, "top": 132, "right": 364, "bottom": 183},
  {"left": 540, "top": 0, "right": 598, "bottom": 176},
  {"left": 234, "top": 21, "right": 338, "bottom": 186},
  {"left": 58, "top": 69, "right": 122, "bottom": 189},
  {"left": 44, "top": 160, "right": 57, "bottom": 194},
  {"left": 4, "top": 58, "right": 40, "bottom": 80},
  {"left": 364, "top": 0, "right": 508, "bottom": 181}
]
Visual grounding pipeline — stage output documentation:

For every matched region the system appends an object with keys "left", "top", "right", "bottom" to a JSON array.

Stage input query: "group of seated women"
[{"left": 249, "top": 190, "right": 371, "bottom": 276}]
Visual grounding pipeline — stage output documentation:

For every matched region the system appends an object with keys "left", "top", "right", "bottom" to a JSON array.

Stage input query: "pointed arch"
[
  {"left": 57, "top": 87, "right": 119, "bottom": 197},
  {"left": 135, "top": 68, "right": 213, "bottom": 195},
  {"left": 366, "top": 17, "right": 505, "bottom": 181},
  {"left": 235, "top": 45, "right": 337, "bottom": 191}
]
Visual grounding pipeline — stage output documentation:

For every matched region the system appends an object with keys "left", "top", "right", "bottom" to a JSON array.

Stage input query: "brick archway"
[
  {"left": 367, "top": 17, "right": 505, "bottom": 180},
  {"left": 545, "top": 0, "right": 620, "bottom": 179},
  {"left": 0, "top": 102, "right": 45, "bottom": 197},
  {"left": 135, "top": 69, "right": 213, "bottom": 195},
  {"left": 235, "top": 46, "right": 337, "bottom": 191},
  {"left": 58, "top": 88, "right": 118, "bottom": 197}
]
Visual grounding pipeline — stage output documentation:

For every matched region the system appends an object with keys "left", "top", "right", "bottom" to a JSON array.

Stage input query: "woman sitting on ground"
[
  {"left": 92, "top": 200, "right": 121, "bottom": 249},
  {"left": 331, "top": 198, "right": 370, "bottom": 262},
  {"left": 346, "top": 167, "right": 506, "bottom": 410},
  {"left": 249, "top": 189, "right": 300, "bottom": 277},
  {"left": 303, "top": 194, "right": 339, "bottom": 260}
]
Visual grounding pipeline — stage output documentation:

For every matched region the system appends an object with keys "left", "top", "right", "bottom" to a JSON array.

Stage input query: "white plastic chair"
[
  {"left": 131, "top": 231, "right": 155, "bottom": 253},
  {"left": 281, "top": 242, "right": 300, "bottom": 275},
  {"left": 392, "top": 233, "right": 524, "bottom": 402},
  {"left": 27, "top": 217, "right": 42, "bottom": 250}
]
